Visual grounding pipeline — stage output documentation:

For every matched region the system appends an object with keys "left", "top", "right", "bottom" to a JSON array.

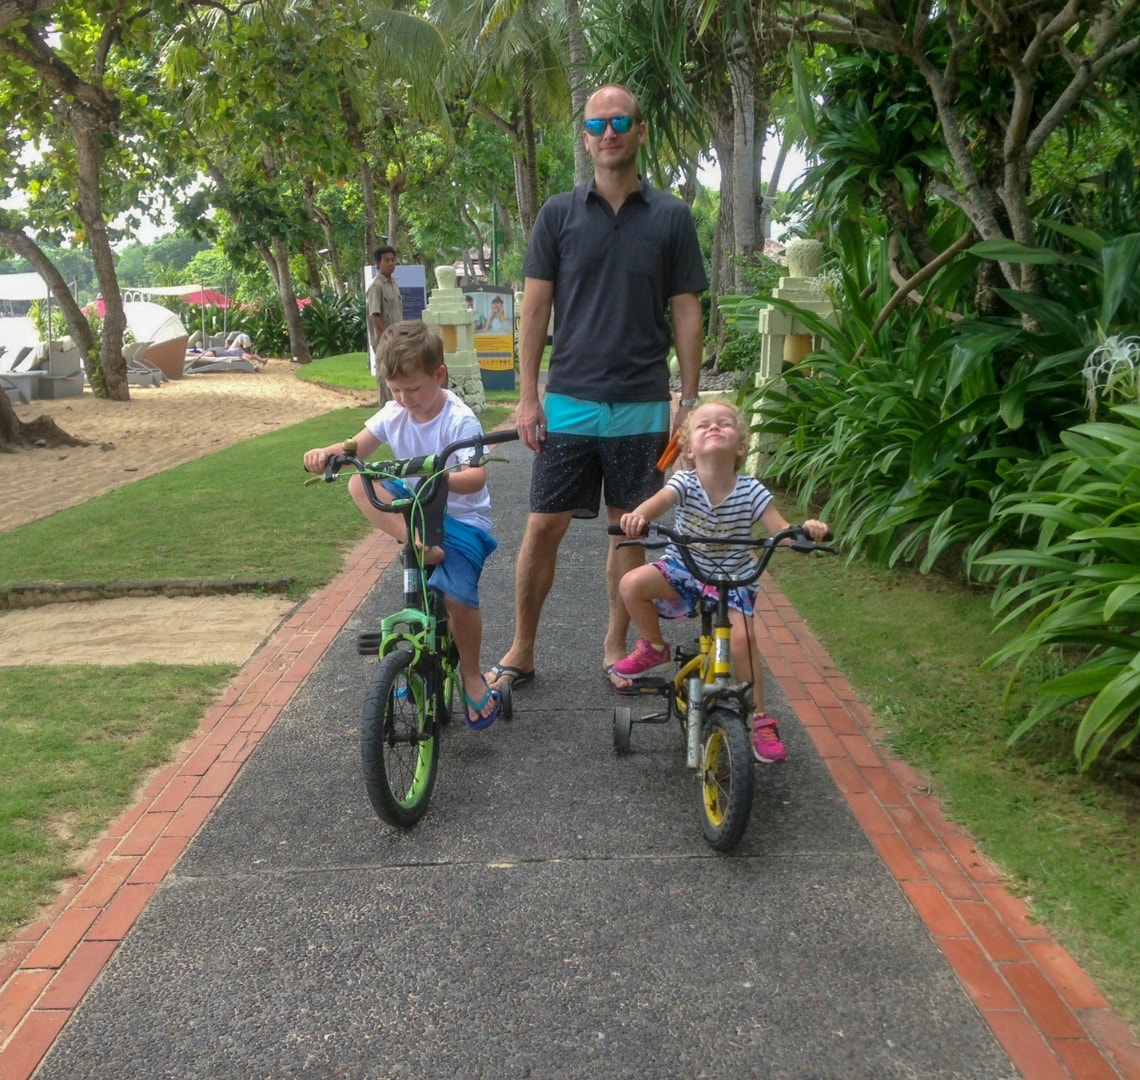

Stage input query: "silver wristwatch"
[{"left": 679, "top": 396, "right": 701, "bottom": 408}]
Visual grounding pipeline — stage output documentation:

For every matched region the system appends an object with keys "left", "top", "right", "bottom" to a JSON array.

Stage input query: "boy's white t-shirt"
[{"left": 363, "top": 389, "right": 492, "bottom": 533}]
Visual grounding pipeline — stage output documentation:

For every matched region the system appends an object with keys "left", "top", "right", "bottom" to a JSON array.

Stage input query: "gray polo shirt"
[{"left": 523, "top": 178, "right": 708, "bottom": 403}]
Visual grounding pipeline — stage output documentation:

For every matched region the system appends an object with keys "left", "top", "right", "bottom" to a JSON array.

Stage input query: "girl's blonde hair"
[{"left": 677, "top": 398, "right": 747, "bottom": 470}]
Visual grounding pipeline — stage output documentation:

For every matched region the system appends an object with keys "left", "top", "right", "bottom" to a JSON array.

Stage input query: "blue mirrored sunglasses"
[{"left": 584, "top": 115, "right": 635, "bottom": 136}]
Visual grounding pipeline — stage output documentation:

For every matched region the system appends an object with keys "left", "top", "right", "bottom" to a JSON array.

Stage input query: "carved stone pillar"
[{"left": 422, "top": 265, "right": 486, "bottom": 412}]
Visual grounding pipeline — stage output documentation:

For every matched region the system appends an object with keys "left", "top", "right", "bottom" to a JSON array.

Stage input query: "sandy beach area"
[{"left": 1, "top": 360, "right": 375, "bottom": 666}]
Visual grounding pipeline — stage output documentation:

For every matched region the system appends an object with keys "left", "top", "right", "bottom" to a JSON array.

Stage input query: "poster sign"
[{"left": 464, "top": 287, "right": 515, "bottom": 369}]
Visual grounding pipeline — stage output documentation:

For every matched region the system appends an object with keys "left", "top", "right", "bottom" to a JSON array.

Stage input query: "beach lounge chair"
[
  {"left": 1, "top": 346, "right": 43, "bottom": 402},
  {"left": 10, "top": 345, "right": 35, "bottom": 371},
  {"left": 184, "top": 349, "right": 259, "bottom": 375},
  {"left": 124, "top": 341, "right": 166, "bottom": 387},
  {"left": 1, "top": 372, "right": 30, "bottom": 406},
  {"left": 38, "top": 339, "right": 85, "bottom": 399},
  {"left": 143, "top": 335, "right": 189, "bottom": 380}
]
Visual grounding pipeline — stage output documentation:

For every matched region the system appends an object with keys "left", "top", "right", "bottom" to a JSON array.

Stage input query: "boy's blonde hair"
[
  {"left": 377, "top": 321, "right": 445, "bottom": 381},
  {"left": 678, "top": 398, "right": 748, "bottom": 470}
]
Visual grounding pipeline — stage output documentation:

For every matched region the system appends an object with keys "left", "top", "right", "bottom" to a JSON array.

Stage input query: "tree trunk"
[
  {"left": 712, "top": 109, "right": 737, "bottom": 294},
  {"left": 257, "top": 239, "right": 312, "bottom": 363},
  {"left": 460, "top": 205, "right": 490, "bottom": 280},
  {"left": 0, "top": 389, "right": 87, "bottom": 452},
  {"left": 515, "top": 89, "right": 541, "bottom": 239},
  {"left": 340, "top": 89, "right": 378, "bottom": 261},
  {"left": 565, "top": 0, "right": 591, "bottom": 185},
  {"left": 0, "top": 225, "right": 98, "bottom": 364},
  {"left": 728, "top": 43, "right": 757, "bottom": 267},
  {"left": 71, "top": 109, "right": 128, "bottom": 400}
]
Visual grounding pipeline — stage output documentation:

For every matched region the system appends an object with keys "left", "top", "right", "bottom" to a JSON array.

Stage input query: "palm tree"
[{"left": 432, "top": 0, "right": 571, "bottom": 239}]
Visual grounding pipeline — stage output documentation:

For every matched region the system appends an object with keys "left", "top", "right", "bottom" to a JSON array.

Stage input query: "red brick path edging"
[
  {"left": 1, "top": 533, "right": 1138, "bottom": 1079},
  {"left": 753, "top": 583, "right": 1140, "bottom": 1080}
]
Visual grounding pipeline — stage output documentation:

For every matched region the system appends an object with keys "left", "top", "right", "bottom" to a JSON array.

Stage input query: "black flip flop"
[{"left": 486, "top": 663, "right": 535, "bottom": 689}]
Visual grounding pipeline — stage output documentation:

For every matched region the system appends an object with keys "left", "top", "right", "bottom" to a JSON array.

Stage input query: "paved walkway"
[{"left": 1, "top": 438, "right": 1138, "bottom": 1079}]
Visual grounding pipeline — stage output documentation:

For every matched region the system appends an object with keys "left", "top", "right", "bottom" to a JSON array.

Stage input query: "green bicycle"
[{"left": 318, "top": 428, "right": 519, "bottom": 827}]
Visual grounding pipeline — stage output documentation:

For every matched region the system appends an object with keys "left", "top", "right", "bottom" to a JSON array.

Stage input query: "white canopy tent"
[
  {"left": 123, "top": 301, "right": 188, "bottom": 345},
  {"left": 0, "top": 272, "right": 51, "bottom": 301},
  {"left": 0, "top": 273, "right": 56, "bottom": 363}
]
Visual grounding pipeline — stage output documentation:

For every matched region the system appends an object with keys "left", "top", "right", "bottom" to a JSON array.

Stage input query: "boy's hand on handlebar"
[
  {"left": 302, "top": 446, "right": 332, "bottom": 474},
  {"left": 801, "top": 518, "right": 830, "bottom": 541}
]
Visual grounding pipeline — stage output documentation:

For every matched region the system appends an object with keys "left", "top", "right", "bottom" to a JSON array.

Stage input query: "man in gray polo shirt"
[{"left": 486, "top": 83, "right": 707, "bottom": 694}]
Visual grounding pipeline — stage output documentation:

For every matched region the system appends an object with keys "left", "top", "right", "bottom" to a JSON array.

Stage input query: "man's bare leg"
[
  {"left": 603, "top": 505, "right": 646, "bottom": 671},
  {"left": 485, "top": 510, "right": 572, "bottom": 689}
]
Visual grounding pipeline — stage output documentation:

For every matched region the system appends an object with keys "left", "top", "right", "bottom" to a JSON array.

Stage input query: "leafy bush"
[
  {"left": 237, "top": 299, "right": 289, "bottom": 358},
  {"left": 301, "top": 291, "right": 366, "bottom": 358},
  {"left": 980, "top": 405, "right": 1140, "bottom": 769},
  {"left": 753, "top": 223, "right": 1140, "bottom": 578},
  {"left": 750, "top": 234, "right": 1032, "bottom": 572}
]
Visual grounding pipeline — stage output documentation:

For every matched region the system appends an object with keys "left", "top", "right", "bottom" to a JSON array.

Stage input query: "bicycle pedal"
[
  {"left": 615, "top": 676, "right": 670, "bottom": 694},
  {"left": 356, "top": 631, "right": 384, "bottom": 655}
]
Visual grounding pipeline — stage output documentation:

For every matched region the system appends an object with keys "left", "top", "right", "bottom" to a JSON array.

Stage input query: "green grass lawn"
[{"left": 2, "top": 362, "right": 1137, "bottom": 1032}]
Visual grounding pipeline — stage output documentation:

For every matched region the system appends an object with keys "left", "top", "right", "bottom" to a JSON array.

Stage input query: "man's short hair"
[
  {"left": 377, "top": 321, "right": 444, "bottom": 381},
  {"left": 373, "top": 245, "right": 396, "bottom": 264},
  {"left": 585, "top": 83, "right": 642, "bottom": 122}
]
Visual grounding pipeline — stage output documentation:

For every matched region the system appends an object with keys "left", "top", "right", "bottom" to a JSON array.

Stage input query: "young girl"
[{"left": 609, "top": 399, "right": 829, "bottom": 763}]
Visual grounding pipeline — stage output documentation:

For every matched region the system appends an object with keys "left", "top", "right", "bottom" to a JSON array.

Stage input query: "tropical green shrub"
[
  {"left": 751, "top": 231, "right": 1033, "bottom": 572},
  {"left": 237, "top": 299, "right": 289, "bottom": 358},
  {"left": 754, "top": 223, "right": 1140, "bottom": 578},
  {"left": 980, "top": 404, "right": 1140, "bottom": 769},
  {"left": 300, "top": 291, "right": 366, "bottom": 358}
]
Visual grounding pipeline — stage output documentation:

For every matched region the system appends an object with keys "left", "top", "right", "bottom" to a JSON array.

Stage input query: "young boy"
[
  {"left": 302, "top": 321, "right": 500, "bottom": 729},
  {"left": 609, "top": 399, "right": 829, "bottom": 763}
]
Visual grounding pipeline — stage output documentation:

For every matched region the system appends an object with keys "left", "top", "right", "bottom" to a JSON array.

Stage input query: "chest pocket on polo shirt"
[{"left": 626, "top": 235, "right": 666, "bottom": 278}]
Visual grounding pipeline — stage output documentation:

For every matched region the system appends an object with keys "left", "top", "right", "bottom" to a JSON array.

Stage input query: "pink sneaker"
[
  {"left": 752, "top": 715, "right": 787, "bottom": 763},
  {"left": 611, "top": 639, "right": 671, "bottom": 678}
]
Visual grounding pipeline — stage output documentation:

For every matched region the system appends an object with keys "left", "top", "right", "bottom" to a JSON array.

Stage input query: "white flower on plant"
[{"left": 1082, "top": 334, "right": 1140, "bottom": 420}]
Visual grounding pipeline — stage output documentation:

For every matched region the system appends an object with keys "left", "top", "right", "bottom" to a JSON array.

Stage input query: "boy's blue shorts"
[
  {"left": 382, "top": 480, "right": 497, "bottom": 609},
  {"left": 430, "top": 516, "right": 497, "bottom": 609}
]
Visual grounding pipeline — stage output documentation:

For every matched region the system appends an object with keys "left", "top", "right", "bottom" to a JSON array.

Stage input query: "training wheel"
[
  {"left": 613, "top": 706, "right": 632, "bottom": 754},
  {"left": 499, "top": 681, "right": 513, "bottom": 721}
]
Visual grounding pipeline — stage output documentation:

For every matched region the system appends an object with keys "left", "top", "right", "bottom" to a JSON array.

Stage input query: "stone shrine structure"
[
  {"left": 749, "top": 238, "right": 834, "bottom": 465},
  {"left": 422, "top": 265, "right": 486, "bottom": 413}
]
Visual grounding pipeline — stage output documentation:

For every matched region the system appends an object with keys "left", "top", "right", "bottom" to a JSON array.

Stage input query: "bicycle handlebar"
[
  {"left": 322, "top": 428, "right": 520, "bottom": 513},
  {"left": 606, "top": 521, "right": 836, "bottom": 588}
]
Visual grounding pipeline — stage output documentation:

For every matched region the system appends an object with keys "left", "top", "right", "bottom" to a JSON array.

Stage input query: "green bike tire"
[
  {"left": 699, "top": 708, "right": 754, "bottom": 852},
  {"left": 361, "top": 648, "right": 440, "bottom": 827}
]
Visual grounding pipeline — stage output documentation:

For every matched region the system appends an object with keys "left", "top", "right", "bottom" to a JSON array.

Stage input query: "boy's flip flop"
[
  {"left": 485, "top": 663, "right": 535, "bottom": 690},
  {"left": 464, "top": 680, "right": 500, "bottom": 731}
]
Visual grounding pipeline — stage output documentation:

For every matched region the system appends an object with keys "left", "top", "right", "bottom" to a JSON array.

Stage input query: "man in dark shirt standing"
[{"left": 486, "top": 83, "right": 708, "bottom": 693}]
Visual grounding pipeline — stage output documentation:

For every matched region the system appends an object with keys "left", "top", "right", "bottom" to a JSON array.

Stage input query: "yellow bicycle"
[{"left": 608, "top": 522, "right": 835, "bottom": 851}]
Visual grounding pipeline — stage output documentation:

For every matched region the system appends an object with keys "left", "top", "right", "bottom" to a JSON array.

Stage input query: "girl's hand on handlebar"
[
  {"left": 619, "top": 511, "right": 649, "bottom": 538},
  {"left": 802, "top": 518, "right": 830, "bottom": 541}
]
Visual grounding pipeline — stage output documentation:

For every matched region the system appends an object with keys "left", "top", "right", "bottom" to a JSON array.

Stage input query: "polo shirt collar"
[{"left": 580, "top": 176, "right": 650, "bottom": 204}]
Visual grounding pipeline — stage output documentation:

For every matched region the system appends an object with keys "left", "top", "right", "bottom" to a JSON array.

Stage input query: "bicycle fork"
[{"left": 688, "top": 609, "right": 737, "bottom": 767}]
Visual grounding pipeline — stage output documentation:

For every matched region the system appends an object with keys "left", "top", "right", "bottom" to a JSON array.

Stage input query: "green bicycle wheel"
[
  {"left": 361, "top": 648, "right": 441, "bottom": 827},
  {"left": 699, "top": 708, "right": 754, "bottom": 851}
]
